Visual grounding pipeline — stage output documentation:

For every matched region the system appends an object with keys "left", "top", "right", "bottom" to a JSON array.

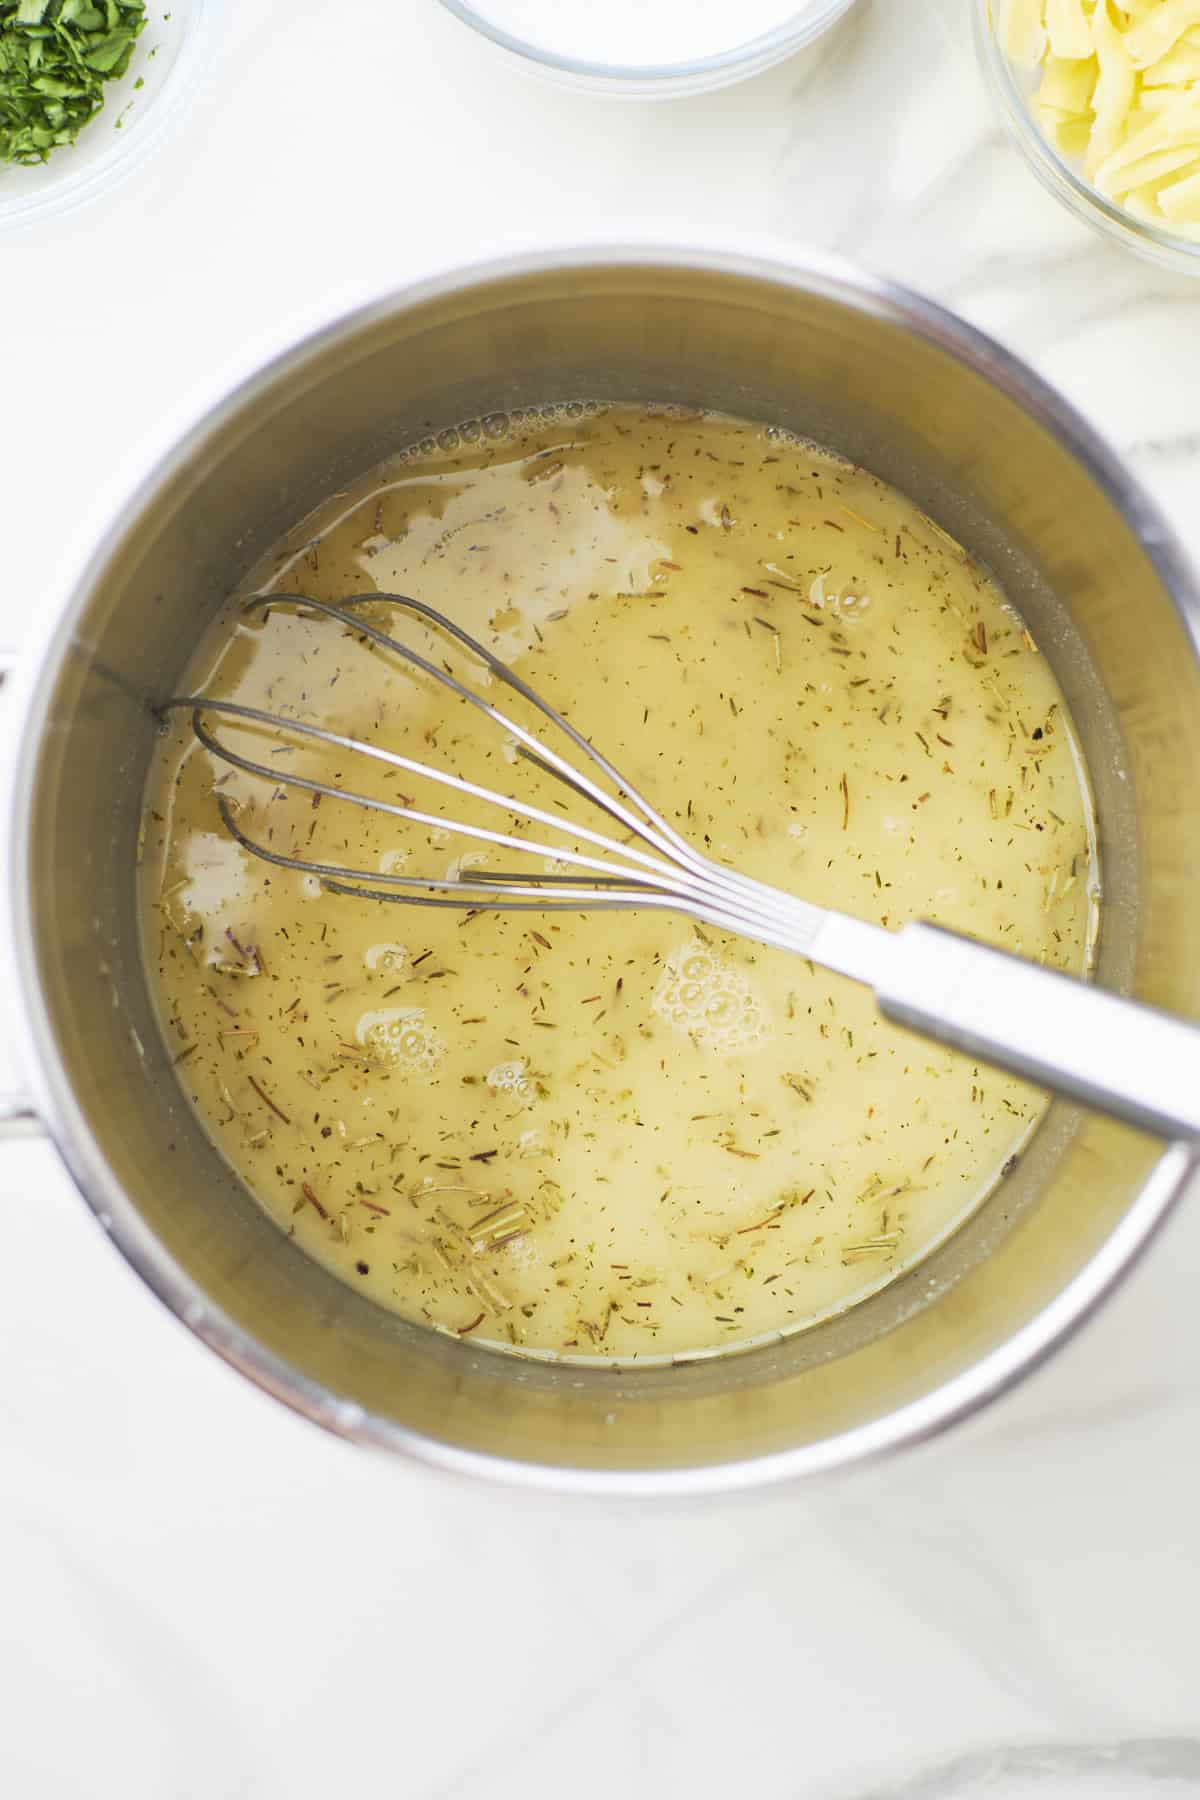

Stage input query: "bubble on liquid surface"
[
  {"left": 364, "top": 942, "right": 408, "bottom": 974},
  {"left": 356, "top": 1008, "right": 443, "bottom": 1073},
  {"left": 652, "top": 942, "right": 771, "bottom": 1057},
  {"left": 394, "top": 401, "right": 607, "bottom": 463},
  {"left": 834, "top": 590, "right": 872, "bottom": 619},
  {"left": 807, "top": 574, "right": 873, "bottom": 620},
  {"left": 486, "top": 1059, "right": 531, "bottom": 1098},
  {"left": 378, "top": 848, "right": 409, "bottom": 875}
]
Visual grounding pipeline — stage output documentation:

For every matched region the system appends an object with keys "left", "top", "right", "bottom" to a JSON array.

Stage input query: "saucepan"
[{"left": 3, "top": 245, "right": 1198, "bottom": 1493}]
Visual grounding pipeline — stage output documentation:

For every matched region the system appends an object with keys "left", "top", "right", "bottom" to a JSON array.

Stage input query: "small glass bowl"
[
  {"left": 974, "top": 0, "right": 1200, "bottom": 276},
  {"left": 436, "top": 0, "right": 860, "bottom": 99},
  {"left": 0, "top": 0, "right": 214, "bottom": 232}
]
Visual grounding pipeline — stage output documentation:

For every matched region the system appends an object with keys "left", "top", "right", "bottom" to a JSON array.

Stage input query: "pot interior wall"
[{"left": 17, "top": 258, "right": 1200, "bottom": 1477}]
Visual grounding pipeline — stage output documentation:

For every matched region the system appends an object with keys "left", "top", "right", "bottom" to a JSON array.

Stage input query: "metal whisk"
[{"left": 166, "top": 591, "right": 1200, "bottom": 1143}]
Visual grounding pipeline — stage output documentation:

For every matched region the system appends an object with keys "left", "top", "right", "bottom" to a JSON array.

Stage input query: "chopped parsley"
[{"left": 0, "top": 0, "right": 147, "bottom": 166}]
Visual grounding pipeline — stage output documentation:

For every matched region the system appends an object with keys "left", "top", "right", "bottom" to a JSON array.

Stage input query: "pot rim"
[{"left": 5, "top": 238, "right": 1199, "bottom": 1493}]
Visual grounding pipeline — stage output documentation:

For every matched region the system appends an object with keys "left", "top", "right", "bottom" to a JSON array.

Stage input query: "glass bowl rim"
[{"left": 434, "top": 0, "right": 858, "bottom": 85}]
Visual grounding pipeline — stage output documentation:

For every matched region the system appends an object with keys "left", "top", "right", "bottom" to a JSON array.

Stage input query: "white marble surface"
[{"left": 3, "top": 2, "right": 1200, "bottom": 1795}]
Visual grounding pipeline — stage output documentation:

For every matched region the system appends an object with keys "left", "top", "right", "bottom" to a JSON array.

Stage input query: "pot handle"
[
  {"left": 0, "top": 1095, "right": 41, "bottom": 1138},
  {"left": 0, "top": 648, "right": 46, "bottom": 1140}
]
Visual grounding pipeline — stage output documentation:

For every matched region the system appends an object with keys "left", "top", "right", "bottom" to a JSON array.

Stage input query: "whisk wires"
[{"left": 164, "top": 592, "right": 829, "bottom": 956}]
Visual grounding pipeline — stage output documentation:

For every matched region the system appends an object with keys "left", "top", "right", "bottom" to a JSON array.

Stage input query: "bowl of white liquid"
[{"left": 436, "top": 0, "right": 860, "bottom": 95}]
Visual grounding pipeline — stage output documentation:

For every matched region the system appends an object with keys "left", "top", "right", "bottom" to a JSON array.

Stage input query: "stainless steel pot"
[{"left": 4, "top": 245, "right": 1199, "bottom": 1493}]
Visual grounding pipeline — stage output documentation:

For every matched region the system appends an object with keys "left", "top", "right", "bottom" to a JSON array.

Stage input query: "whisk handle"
[{"left": 876, "top": 921, "right": 1200, "bottom": 1143}]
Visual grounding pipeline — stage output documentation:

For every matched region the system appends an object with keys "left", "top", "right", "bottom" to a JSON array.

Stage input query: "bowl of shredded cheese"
[{"left": 977, "top": 0, "right": 1200, "bottom": 272}]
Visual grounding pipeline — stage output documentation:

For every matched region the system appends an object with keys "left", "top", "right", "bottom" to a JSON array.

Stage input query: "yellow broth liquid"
[{"left": 142, "top": 405, "right": 1098, "bottom": 1363}]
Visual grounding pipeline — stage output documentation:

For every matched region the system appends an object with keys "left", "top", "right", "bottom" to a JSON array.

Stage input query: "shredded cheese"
[{"left": 998, "top": 0, "right": 1200, "bottom": 233}]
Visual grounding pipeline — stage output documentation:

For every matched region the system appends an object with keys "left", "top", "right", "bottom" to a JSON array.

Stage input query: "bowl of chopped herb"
[{"left": 0, "top": 0, "right": 213, "bottom": 229}]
